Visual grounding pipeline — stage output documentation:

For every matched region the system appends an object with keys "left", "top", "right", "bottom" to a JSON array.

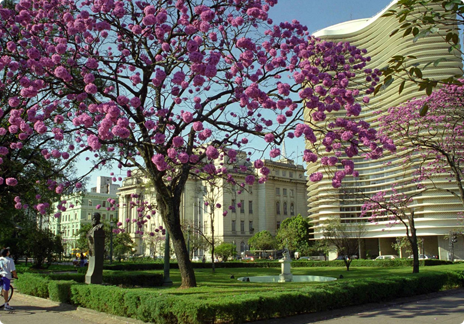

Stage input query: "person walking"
[{"left": 0, "top": 248, "right": 17, "bottom": 310}]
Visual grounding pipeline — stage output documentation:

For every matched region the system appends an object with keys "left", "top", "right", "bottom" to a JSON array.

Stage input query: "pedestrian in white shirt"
[{"left": 0, "top": 248, "right": 17, "bottom": 310}]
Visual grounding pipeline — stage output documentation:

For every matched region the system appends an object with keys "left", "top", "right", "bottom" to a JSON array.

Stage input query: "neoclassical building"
[
  {"left": 48, "top": 176, "right": 119, "bottom": 255},
  {"left": 307, "top": 0, "right": 463, "bottom": 259},
  {"left": 117, "top": 156, "right": 307, "bottom": 258}
]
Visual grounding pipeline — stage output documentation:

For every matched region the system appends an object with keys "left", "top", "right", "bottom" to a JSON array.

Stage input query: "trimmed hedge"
[
  {"left": 15, "top": 273, "right": 51, "bottom": 298},
  {"left": 48, "top": 280, "right": 76, "bottom": 304},
  {"left": 47, "top": 271, "right": 164, "bottom": 287},
  {"left": 103, "top": 259, "right": 451, "bottom": 271},
  {"left": 16, "top": 270, "right": 464, "bottom": 323}
]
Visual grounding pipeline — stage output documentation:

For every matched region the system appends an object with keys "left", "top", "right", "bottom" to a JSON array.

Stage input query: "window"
[
  {"left": 102, "top": 201, "right": 106, "bottom": 207},
  {"left": 276, "top": 221, "right": 281, "bottom": 230},
  {"left": 282, "top": 170, "right": 286, "bottom": 176},
  {"left": 248, "top": 201, "right": 253, "bottom": 214},
  {"left": 240, "top": 221, "right": 245, "bottom": 234},
  {"left": 283, "top": 202, "right": 288, "bottom": 215},
  {"left": 240, "top": 200, "right": 245, "bottom": 213},
  {"left": 289, "top": 171, "right": 293, "bottom": 178},
  {"left": 276, "top": 188, "right": 280, "bottom": 195},
  {"left": 283, "top": 188, "right": 287, "bottom": 196},
  {"left": 232, "top": 220, "right": 236, "bottom": 232},
  {"left": 87, "top": 213, "right": 91, "bottom": 220},
  {"left": 231, "top": 199, "right": 236, "bottom": 213},
  {"left": 290, "top": 189, "right": 294, "bottom": 197},
  {"left": 290, "top": 203, "right": 295, "bottom": 216},
  {"left": 249, "top": 221, "right": 254, "bottom": 234},
  {"left": 102, "top": 214, "right": 106, "bottom": 221},
  {"left": 275, "top": 170, "right": 280, "bottom": 176},
  {"left": 88, "top": 199, "right": 92, "bottom": 206},
  {"left": 110, "top": 214, "right": 114, "bottom": 221},
  {"left": 276, "top": 201, "right": 280, "bottom": 214}
]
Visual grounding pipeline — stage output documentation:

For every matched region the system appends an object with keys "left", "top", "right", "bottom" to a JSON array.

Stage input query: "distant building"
[
  {"left": 307, "top": 0, "right": 463, "bottom": 259},
  {"left": 48, "top": 176, "right": 120, "bottom": 255},
  {"left": 117, "top": 155, "right": 308, "bottom": 259}
]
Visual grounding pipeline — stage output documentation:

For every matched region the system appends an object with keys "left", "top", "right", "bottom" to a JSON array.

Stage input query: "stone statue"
[{"left": 85, "top": 212, "right": 105, "bottom": 284}]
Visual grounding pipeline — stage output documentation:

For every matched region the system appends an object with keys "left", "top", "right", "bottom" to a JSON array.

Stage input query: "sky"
[{"left": 76, "top": 0, "right": 394, "bottom": 188}]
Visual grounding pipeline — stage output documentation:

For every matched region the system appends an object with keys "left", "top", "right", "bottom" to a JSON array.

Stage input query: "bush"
[
  {"left": 15, "top": 273, "right": 50, "bottom": 298},
  {"left": 64, "top": 270, "right": 464, "bottom": 323},
  {"left": 48, "top": 280, "right": 76, "bottom": 303},
  {"left": 48, "top": 271, "right": 164, "bottom": 287},
  {"left": 103, "top": 259, "right": 451, "bottom": 271},
  {"left": 17, "top": 268, "right": 464, "bottom": 323}
]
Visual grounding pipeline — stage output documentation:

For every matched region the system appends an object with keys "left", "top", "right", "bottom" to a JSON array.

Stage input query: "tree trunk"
[
  {"left": 211, "top": 223, "right": 215, "bottom": 273},
  {"left": 344, "top": 259, "right": 351, "bottom": 271},
  {"left": 157, "top": 193, "right": 197, "bottom": 288},
  {"left": 409, "top": 214, "right": 420, "bottom": 273}
]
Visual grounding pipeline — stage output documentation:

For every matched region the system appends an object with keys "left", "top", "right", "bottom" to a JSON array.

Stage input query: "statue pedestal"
[
  {"left": 85, "top": 229, "right": 105, "bottom": 284},
  {"left": 279, "top": 259, "right": 293, "bottom": 282}
]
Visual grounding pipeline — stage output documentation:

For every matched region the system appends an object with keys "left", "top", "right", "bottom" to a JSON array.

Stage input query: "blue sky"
[{"left": 76, "top": 0, "right": 394, "bottom": 187}]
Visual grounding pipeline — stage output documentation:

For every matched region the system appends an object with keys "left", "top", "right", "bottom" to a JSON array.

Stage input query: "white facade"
[
  {"left": 117, "top": 158, "right": 307, "bottom": 258},
  {"left": 92, "top": 175, "right": 120, "bottom": 195},
  {"left": 308, "top": 1, "right": 464, "bottom": 259},
  {"left": 48, "top": 177, "right": 119, "bottom": 255}
]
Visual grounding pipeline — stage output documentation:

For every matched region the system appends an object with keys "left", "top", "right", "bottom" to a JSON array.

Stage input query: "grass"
[{"left": 127, "top": 262, "right": 464, "bottom": 297}]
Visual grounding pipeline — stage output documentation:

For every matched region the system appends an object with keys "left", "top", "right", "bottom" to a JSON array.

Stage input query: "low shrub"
[
  {"left": 17, "top": 268, "right": 464, "bottom": 323},
  {"left": 15, "top": 273, "right": 50, "bottom": 298},
  {"left": 104, "top": 259, "right": 451, "bottom": 271},
  {"left": 63, "top": 270, "right": 464, "bottom": 323},
  {"left": 48, "top": 280, "right": 76, "bottom": 303},
  {"left": 48, "top": 271, "right": 163, "bottom": 287}
]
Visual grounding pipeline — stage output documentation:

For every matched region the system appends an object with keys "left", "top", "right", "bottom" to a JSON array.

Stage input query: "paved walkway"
[
  {"left": 0, "top": 292, "right": 145, "bottom": 324},
  {"left": 1, "top": 288, "right": 463, "bottom": 324}
]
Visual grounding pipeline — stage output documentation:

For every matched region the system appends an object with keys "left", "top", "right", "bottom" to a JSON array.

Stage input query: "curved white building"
[{"left": 307, "top": 0, "right": 463, "bottom": 259}]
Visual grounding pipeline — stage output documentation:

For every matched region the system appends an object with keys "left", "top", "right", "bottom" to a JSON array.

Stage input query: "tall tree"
[
  {"left": 378, "top": 82, "right": 464, "bottom": 207},
  {"left": 379, "top": 0, "right": 463, "bottom": 95},
  {"left": 322, "top": 218, "right": 365, "bottom": 271},
  {"left": 361, "top": 188, "right": 421, "bottom": 273},
  {"left": 0, "top": 0, "right": 393, "bottom": 287},
  {"left": 248, "top": 230, "right": 277, "bottom": 250},
  {"left": 276, "top": 214, "right": 311, "bottom": 253}
]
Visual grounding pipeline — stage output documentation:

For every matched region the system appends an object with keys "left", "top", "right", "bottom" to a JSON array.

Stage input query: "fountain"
[{"left": 238, "top": 250, "right": 337, "bottom": 283}]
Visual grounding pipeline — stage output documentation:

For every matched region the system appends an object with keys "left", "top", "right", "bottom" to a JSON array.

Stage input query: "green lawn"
[{"left": 130, "top": 262, "right": 464, "bottom": 297}]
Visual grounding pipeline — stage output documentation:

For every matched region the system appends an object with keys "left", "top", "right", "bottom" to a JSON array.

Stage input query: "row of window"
[
  {"left": 231, "top": 220, "right": 254, "bottom": 234},
  {"left": 276, "top": 201, "right": 294, "bottom": 215},
  {"left": 231, "top": 220, "right": 283, "bottom": 234},
  {"left": 230, "top": 200, "right": 253, "bottom": 213},
  {"left": 274, "top": 170, "right": 296, "bottom": 178},
  {"left": 87, "top": 200, "right": 109, "bottom": 207},
  {"left": 275, "top": 188, "right": 294, "bottom": 197}
]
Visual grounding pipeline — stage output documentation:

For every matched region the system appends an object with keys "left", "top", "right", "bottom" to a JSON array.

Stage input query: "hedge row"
[
  {"left": 16, "top": 270, "right": 464, "bottom": 323},
  {"left": 16, "top": 271, "right": 163, "bottom": 298},
  {"left": 103, "top": 259, "right": 451, "bottom": 271}
]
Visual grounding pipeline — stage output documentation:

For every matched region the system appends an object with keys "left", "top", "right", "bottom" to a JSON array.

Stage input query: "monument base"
[
  {"left": 278, "top": 273, "right": 293, "bottom": 282},
  {"left": 85, "top": 255, "right": 103, "bottom": 284}
]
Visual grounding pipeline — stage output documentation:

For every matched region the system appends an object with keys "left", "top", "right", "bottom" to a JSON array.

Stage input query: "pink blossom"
[
  {"left": 206, "top": 146, "right": 219, "bottom": 159},
  {"left": 6, "top": 178, "right": 18, "bottom": 186},
  {"left": 309, "top": 173, "right": 323, "bottom": 182}
]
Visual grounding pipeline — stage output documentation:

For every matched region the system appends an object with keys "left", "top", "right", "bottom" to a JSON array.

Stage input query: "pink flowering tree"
[
  {"left": 378, "top": 82, "right": 464, "bottom": 208},
  {"left": 0, "top": 0, "right": 394, "bottom": 287},
  {"left": 361, "top": 187, "right": 421, "bottom": 273}
]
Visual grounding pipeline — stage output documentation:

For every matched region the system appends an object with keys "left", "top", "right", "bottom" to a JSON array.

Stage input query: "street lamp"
[
  {"left": 187, "top": 224, "right": 191, "bottom": 260},
  {"left": 110, "top": 221, "right": 114, "bottom": 264}
]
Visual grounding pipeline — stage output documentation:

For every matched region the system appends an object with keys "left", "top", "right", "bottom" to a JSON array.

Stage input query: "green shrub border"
[
  {"left": 103, "top": 259, "right": 451, "bottom": 271},
  {"left": 16, "top": 270, "right": 464, "bottom": 323}
]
